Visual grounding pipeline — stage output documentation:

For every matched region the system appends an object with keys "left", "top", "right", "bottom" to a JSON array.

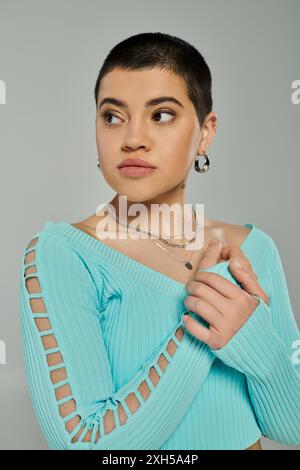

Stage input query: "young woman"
[{"left": 19, "top": 32, "right": 300, "bottom": 450}]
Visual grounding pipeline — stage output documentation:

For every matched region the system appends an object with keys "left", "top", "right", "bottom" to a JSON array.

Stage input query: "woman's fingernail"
[
  {"left": 233, "top": 260, "right": 242, "bottom": 269},
  {"left": 182, "top": 313, "right": 189, "bottom": 322}
]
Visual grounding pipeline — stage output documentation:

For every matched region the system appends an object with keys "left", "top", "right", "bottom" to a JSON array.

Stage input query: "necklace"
[
  {"left": 105, "top": 203, "right": 199, "bottom": 270},
  {"left": 105, "top": 204, "right": 199, "bottom": 248},
  {"left": 153, "top": 238, "right": 195, "bottom": 270}
]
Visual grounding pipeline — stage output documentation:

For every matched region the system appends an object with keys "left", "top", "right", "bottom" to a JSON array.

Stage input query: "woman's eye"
[
  {"left": 100, "top": 109, "right": 175, "bottom": 126},
  {"left": 152, "top": 110, "right": 175, "bottom": 123},
  {"left": 101, "top": 111, "right": 122, "bottom": 125}
]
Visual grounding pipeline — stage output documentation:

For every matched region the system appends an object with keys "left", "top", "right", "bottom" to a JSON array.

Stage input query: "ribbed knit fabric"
[{"left": 18, "top": 221, "right": 300, "bottom": 450}]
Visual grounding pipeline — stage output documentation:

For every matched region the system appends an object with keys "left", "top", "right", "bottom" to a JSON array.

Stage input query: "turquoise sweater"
[{"left": 18, "top": 221, "right": 300, "bottom": 450}]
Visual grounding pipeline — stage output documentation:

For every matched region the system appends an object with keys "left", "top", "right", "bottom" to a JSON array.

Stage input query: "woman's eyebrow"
[{"left": 98, "top": 96, "right": 184, "bottom": 110}]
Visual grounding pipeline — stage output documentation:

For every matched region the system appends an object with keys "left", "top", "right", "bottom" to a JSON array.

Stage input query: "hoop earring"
[{"left": 194, "top": 152, "right": 210, "bottom": 173}]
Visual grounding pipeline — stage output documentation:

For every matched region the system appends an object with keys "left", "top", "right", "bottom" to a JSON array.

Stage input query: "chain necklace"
[
  {"left": 153, "top": 238, "right": 195, "bottom": 270},
  {"left": 105, "top": 204, "right": 199, "bottom": 270},
  {"left": 105, "top": 204, "right": 199, "bottom": 249},
  {"left": 105, "top": 204, "right": 199, "bottom": 248}
]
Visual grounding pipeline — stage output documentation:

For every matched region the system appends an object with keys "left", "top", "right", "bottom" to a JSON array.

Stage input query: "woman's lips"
[{"left": 118, "top": 166, "right": 156, "bottom": 177}]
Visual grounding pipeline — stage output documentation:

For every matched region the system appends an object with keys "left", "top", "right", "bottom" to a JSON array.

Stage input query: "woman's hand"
[
  {"left": 183, "top": 239, "right": 270, "bottom": 350},
  {"left": 202, "top": 240, "right": 258, "bottom": 279}
]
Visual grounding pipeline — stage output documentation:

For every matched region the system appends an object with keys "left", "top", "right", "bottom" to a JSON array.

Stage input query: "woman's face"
[{"left": 95, "top": 67, "right": 215, "bottom": 203}]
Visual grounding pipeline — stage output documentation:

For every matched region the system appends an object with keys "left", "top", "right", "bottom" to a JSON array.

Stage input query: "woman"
[{"left": 19, "top": 32, "right": 300, "bottom": 450}]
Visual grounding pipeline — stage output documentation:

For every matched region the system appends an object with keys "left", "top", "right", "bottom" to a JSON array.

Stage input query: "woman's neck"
[{"left": 107, "top": 192, "right": 203, "bottom": 241}]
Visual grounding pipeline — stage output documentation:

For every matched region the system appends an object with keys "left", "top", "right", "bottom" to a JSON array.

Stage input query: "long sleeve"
[
  {"left": 211, "top": 236, "right": 300, "bottom": 445},
  {"left": 19, "top": 232, "right": 215, "bottom": 450}
]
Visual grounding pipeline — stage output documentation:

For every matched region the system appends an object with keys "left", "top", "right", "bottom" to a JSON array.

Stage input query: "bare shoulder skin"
[
  {"left": 207, "top": 218, "right": 252, "bottom": 248},
  {"left": 72, "top": 214, "right": 252, "bottom": 258}
]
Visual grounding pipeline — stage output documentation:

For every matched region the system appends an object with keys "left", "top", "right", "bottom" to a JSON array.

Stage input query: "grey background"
[{"left": 0, "top": 0, "right": 299, "bottom": 450}]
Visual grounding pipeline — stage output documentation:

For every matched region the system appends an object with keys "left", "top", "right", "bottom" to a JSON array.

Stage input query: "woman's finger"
[
  {"left": 220, "top": 245, "right": 258, "bottom": 279},
  {"left": 182, "top": 313, "right": 212, "bottom": 344},
  {"left": 198, "top": 239, "right": 223, "bottom": 270},
  {"left": 184, "top": 295, "right": 224, "bottom": 328},
  {"left": 192, "top": 270, "right": 242, "bottom": 299},
  {"left": 185, "top": 276, "right": 238, "bottom": 317},
  {"left": 228, "top": 259, "right": 269, "bottom": 305}
]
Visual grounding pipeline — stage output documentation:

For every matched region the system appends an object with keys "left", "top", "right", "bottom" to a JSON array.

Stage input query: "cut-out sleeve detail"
[{"left": 19, "top": 233, "right": 215, "bottom": 450}]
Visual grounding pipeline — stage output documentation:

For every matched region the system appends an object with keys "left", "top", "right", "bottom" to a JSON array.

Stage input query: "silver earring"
[
  {"left": 97, "top": 159, "right": 101, "bottom": 169},
  {"left": 194, "top": 152, "right": 210, "bottom": 173}
]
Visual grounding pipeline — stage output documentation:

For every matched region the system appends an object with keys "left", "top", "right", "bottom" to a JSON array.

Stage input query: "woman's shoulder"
[
  {"left": 210, "top": 220, "right": 252, "bottom": 248},
  {"left": 21, "top": 219, "right": 94, "bottom": 267},
  {"left": 208, "top": 218, "right": 274, "bottom": 263},
  {"left": 21, "top": 219, "right": 104, "bottom": 292},
  {"left": 22, "top": 220, "right": 70, "bottom": 251},
  {"left": 207, "top": 218, "right": 268, "bottom": 245}
]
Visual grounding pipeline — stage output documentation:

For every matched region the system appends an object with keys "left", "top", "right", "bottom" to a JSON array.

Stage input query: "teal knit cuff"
[{"left": 210, "top": 297, "right": 288, "bottom": 381}]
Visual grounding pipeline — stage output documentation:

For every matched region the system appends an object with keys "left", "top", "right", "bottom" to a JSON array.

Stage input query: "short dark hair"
[{"left": 94, "top": 32, "right": 213, "bottom": 128}]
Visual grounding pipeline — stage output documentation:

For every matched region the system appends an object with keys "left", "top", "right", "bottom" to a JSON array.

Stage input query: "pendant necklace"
[
  {"left": 153, "top": 207, "right": 199, "bottom": 270},
  {"left": 105, "top": 204, "right": 200, "bottom": 270}
]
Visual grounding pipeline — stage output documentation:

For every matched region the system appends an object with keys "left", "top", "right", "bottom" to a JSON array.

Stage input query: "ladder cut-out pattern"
[{"left": 22, "top": 236, "right": 186, "bottom": 445}]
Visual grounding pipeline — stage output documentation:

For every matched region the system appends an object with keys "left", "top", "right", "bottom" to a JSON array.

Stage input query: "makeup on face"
[
  {"left": 117, "top": 157, "right": 157, "bottom": 177},
  {"left": 118, "top": 166, "right": 156, "bottom": 177}
]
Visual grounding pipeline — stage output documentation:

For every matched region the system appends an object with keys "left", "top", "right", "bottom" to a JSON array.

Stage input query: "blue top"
[{"left": 18, "top": 220, "right": 300, "bottom": 449}]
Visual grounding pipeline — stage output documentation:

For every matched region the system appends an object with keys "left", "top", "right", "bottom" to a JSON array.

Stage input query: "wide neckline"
[{"left": 42, "top": 220, "right": 257, "bottom": 302}]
